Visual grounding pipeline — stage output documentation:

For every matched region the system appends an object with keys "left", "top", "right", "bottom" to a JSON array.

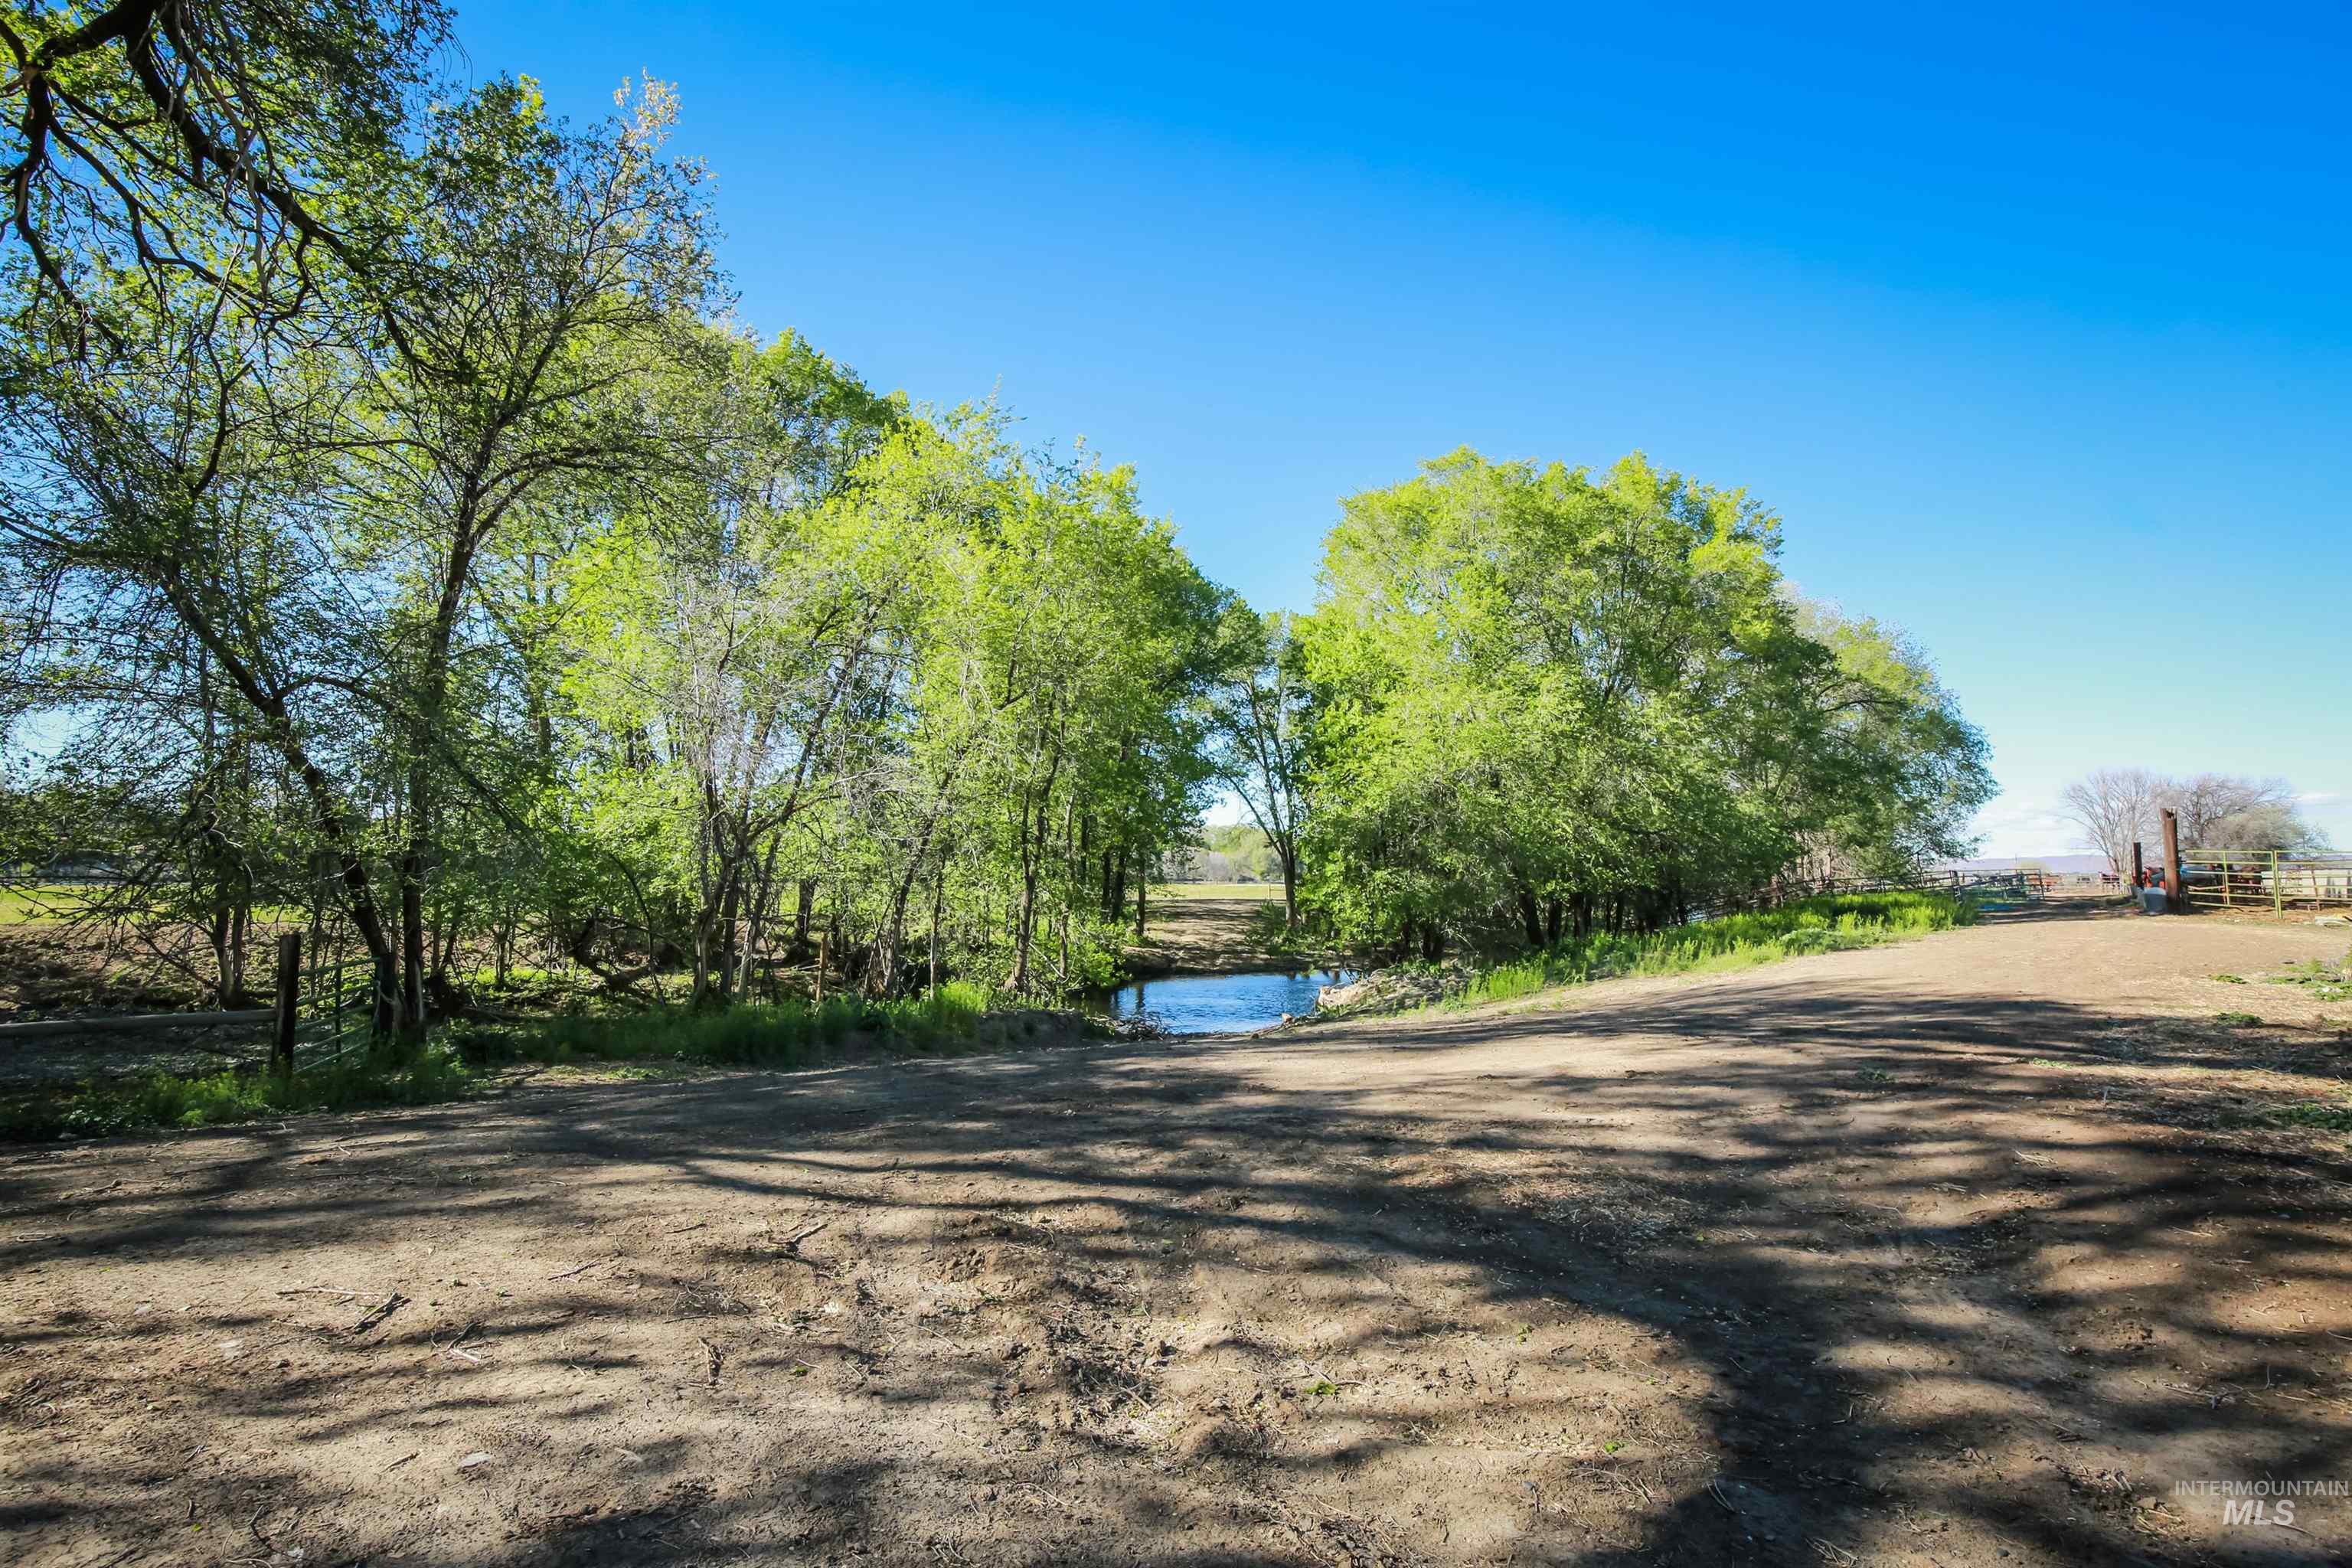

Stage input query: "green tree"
[
  {"left": 1299, "top": 448, "right": 1990, "bottom": 958},
  {"left": 1204, "top": 605, "right": 1311, "bottom": 923}
]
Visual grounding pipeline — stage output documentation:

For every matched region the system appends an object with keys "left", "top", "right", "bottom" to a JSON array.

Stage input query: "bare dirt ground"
[
  {"left": 1125, "top": 890, "right": 1289, "bottom": 975},
  {"left": 7, "top": 904, "right": 2352, "bottom": 1566},
  {"left": 1124, "top": 887, "right": 1341, "bottom": 978}
]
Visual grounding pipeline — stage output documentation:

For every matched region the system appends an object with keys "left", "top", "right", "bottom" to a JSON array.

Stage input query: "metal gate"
[{"left": 2179, "top": 850, "right": 2352, "bottom": 913}]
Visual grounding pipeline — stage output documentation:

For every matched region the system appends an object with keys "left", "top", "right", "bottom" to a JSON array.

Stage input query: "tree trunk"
[
  {"left": 929, "top": 864, "right": 944, "bottom": 998},
  {"left": 1006, "top": 789, "right": 1044, "bottom": 993},
  {"left": 399, "top": 775, "right": 426, "bottom": 1032},
  {"left": 702, "top": 869, "right": 743, "bottom": 1009},
  {"left": 1101, "top": 847, "right": 1121, "bottom": 922},
  {"left": 155, "top": 560, "right": 401, "bottom": 1018},
  {"left": 733, "top": 837, "right": 782, "bottom": 1007}
]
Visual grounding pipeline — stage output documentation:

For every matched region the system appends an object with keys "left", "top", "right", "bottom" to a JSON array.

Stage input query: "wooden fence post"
[
  {"left": 273, "top": 932, "right": 302, "bottom": 1079},
  {"left": 2161, "top": 809, "right": 2184, "bottom": 914},
  {"left": 2132, "top": 841, "right": 2144, "bottom": 888},
  {"left": 2273, "top": 850, "right": 2284, "bottom": 916}
]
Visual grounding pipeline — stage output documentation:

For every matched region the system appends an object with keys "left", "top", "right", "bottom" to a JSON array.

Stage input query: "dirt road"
[
  {"left": 1125, "top": 888, "right": 1312, "bottom": 976},
  {"left": 7, "top": 906, "right": 2350, "bottom": 1566}
]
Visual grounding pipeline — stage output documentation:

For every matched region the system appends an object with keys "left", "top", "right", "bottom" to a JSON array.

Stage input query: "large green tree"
[{"left": 1298, "top": 448, "right": 1991, "bottom": 958}]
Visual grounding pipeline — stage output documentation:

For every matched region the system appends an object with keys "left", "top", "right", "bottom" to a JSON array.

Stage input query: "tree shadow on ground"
[{"left": 6, "top": 956, "right": 2350, "bottom": 1566}]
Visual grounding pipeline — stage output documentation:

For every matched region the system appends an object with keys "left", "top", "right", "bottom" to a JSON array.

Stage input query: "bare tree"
[
  {"left": 2197, "top": 800, "right": 2324, "bottom": 852},
  {"left": 2061, "top": 768, "right": 2318, "bottom": 871},
  {"left": 2159, "top": 774, "right": 2298, "bottom": 848},
  {"left": 2058, "top": 766, "right": 2162, "bottom": 877}
]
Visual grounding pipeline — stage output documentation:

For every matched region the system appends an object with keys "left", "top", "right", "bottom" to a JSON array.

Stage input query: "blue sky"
[{"left": 452, "top": 2, "right": 2350, "bottom": 854}]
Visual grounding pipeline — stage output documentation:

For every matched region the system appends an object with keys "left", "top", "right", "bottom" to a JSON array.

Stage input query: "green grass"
[
  {"left": 1150, "top": 881, "right": 1282, "bottom": 901},
  {"left": 2264, "top": 959, "right": 2352, "bottom": 1004},
  {"left": 466, "top": 981, "right": 997, "bottom": 1070},
  {"left": 1446, "top": 892, "right": 1974, "bottom": 1011},
  {"left": 0, "top": 885, "right": 85, "bottom": 924},
  {"left": 0, "top": 1038, "right": 475, "bottom": 1142},
  {"left": 2260, "top": 1100, "right": 2352, "bottom": 1132},
  {"left": 0, "top": 982, "right": 1006, "bottom": 1143},
  {"left": 0, "top": 887, "right": 305, "bottom": 927}
]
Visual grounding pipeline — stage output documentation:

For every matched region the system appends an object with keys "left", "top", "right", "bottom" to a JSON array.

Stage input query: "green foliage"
[
  {"left": 1242, "top": 899, "right": 1329, "bottom": 956},
  {"left": 2263, "top": 959, "right": 2350, "bottom": 1003},
  {"left": 495, "top": 982, "right": 994, "bottom": 1068},
  {"left": 1446, "top": 892, "right": 1971, "bottom": 1010},
  {"left": 0, "top": 1042, "right": 474, "bottom": 1143},
  {"left": 0, "top": 15, "right": 1992, "bottom": 1037},
  {"left": 1298, "top": 450, "right": 1992, "bottom": 958},
  {"left": 1200, "top": 823, "right": 1282, "bottom": 881},
  {"left": 1200, "top": 606, "right": 1311, "bottom": 920}
]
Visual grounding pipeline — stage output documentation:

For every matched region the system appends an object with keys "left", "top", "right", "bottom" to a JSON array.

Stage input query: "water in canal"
[{"left": 1100, "top": 969, "right": 1359, "bottom": 1036}]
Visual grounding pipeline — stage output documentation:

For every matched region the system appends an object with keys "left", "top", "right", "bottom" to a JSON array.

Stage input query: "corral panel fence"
[{"left": 2178, "top": 850, "right": 2352, "bottom": 913}]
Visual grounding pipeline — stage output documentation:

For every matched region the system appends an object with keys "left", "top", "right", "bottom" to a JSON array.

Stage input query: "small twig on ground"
[
  {"left": 276, "top": 1286, "right": 366, "bottom": 1299},
  {"left": 547, "top": 1261, "right": 600, "bottom": 1281},
  {"left": 350, "top": 1292, "right": 406, "bottom": 1336},
  {"left": 428, "top": 1321, "right": 484, "bottom": 1366}
]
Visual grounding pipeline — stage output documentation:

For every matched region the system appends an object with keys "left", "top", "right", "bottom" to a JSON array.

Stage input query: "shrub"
[
  {"left": 0, "top": 1038, "right": 475, "bottom": 1142},
  {"left": 513, "top": 982, "right": 994, "bottom": 1067},
  {"left": 1443, "top": 891, "right": 1970, "bottom": 1011}
]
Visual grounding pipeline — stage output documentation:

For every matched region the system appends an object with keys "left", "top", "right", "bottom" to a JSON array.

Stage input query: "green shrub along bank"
[
  {"left": 480, "top": 982, "right": 998, "bottom": 1069},
  {"left": 1446, "top": 892, "right": 1973, "bottom": 1009},
  {"left": 0, "top": 984, "right": 1013, "bottom": 1142},
  {"left": 0, "top": 1040, "right": 476, "bottom": 1142}
]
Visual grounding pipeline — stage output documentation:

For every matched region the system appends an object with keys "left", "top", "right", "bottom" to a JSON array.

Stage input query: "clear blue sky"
[{"left": 452, "top": 2, "right": 2350, "bottom": 855}]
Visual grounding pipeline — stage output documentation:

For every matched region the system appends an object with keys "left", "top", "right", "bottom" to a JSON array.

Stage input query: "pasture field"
[
  {"left": 6, "top": 906, "right": 2352, "bottom": 1566},
  {"left": 1149, "top": 880, "right": 1284, "bottom": 900},
  {"left": 0, "top": 887, "right": 79, "bottom": 925}
]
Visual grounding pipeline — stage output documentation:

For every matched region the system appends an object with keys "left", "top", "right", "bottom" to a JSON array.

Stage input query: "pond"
[{"left": 1099, "top": 968, "right": 1359, "bottom": 1037}]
